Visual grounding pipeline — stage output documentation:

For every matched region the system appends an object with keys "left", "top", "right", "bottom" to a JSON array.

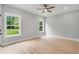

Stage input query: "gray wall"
[
  {"left": 46, "top": 10, "right": 79, "bottom": 39},
  {"left": 1, "top": 5, "right": 44, "bottom": 45}
]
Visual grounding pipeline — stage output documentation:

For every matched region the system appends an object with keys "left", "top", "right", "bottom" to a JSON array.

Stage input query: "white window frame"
[
  {"left": 4, "top": 13, "right": 21, "bottom": 38},
  {"left": 39, "top": 18, "right": 45, "bottom": 32}
]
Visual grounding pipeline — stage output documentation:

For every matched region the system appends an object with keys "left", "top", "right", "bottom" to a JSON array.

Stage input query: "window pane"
[
  {"left": 7, "top": 25, "right": 19, "bottom": 35},
  {"left": 7, "top": 16, "right": 11, "bottom": 21},
  {"left": 12, "top": 26, "right": 15, "bottom": 29},
  {"left": 7, "top": 21, "right": 12, "bottom": 25},
  {"left": 12, "top": 17, "right": 15, "bottom": 25},
  {"left": 39, "top": 21, "right": 43, "bottom": 25},
  {"left": 39, "top": 26, "right": 43, "bottom": 31},
  {"left": 14, "top": 26, "right": 19, "bottom": 29},
  {"left": 12, "top": 26, "right": 19, "bottom": 29},
  {"left": 12, "top": 17, "right": 19, "bottom": 25},
  {"left": 7, "top": 29, "right": 19, "bottom": 35},
  {"left": 7, "top": 16, "right": 12, "bottom": 25},
  {"left": 7, "top": 26, "right": 12, "bottom": 29},
  {"left": 15, "top": 17, "right": 19, "bottom": 25}
]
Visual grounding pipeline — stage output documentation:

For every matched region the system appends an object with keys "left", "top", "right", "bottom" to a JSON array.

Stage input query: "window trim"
[
  {"left": 4, "top": 13, "right": 21, "bottom": 38},
  {"left": 39, "top": 19, "right": 44, "bottom": 32}
]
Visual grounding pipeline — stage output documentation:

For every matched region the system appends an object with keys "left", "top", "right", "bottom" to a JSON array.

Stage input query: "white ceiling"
[{"left": 7, "top": 4, "right": 79, "bottom": 17}]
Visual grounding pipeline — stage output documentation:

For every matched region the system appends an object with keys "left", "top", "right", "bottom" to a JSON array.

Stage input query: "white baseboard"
[
  {"left": 57, "top": 36, "right": 79, "bottom": 42},
  {"left": 43, "top": 35, "right": 79, "bottom": 42},
  {"left": 1, "top": 35, "right": 40, "bottom": 46},
  {"left": 49, "top": 35, "right": 79, "bottom": 42}
]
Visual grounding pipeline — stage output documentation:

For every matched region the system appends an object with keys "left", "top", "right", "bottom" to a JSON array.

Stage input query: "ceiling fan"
[{"left": 36, "top": 4, "right": 55, "bottom": 13}]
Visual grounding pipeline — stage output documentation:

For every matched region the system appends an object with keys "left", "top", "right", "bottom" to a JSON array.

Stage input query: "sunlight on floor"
[{"left": 40, "top": 35, "right": 57, "bottom": 39}]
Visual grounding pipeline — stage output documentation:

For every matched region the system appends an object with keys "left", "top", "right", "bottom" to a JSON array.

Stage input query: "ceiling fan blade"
[
  {"left": 43, "top": 4, "right": 47, "bottom": 8},
  {"left": 47, "top": 9, "right": 52, "bottom": 13},
  {"left": 47, "top": 6, "right": 55, "bottom": 9}
]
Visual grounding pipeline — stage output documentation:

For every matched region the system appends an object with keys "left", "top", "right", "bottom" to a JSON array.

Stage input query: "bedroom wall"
[
  {"left": 1, "top": 5, "right": 45, "bottom": 45},
  {"left": 46, "top": 10, "right": 79, "bottom": 39}
]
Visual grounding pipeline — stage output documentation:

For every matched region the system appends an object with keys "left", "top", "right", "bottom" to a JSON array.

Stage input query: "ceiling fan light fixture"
[
  {"left": 45, "top": 9, "right": 47, "bottom": 12},
  {"left": 37, "top": 4, "right": 55, "bottom": 13}
]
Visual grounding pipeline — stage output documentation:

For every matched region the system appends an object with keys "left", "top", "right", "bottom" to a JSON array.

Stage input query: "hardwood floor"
[{"left": 0, "top": 35, "right": 79, "bottom": 54}]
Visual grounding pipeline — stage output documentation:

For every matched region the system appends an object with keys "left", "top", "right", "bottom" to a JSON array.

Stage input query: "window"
[
  {"left": 39, "top": 19, "right": 44, "bottom": 32},
  {"left": 5, "top": 13, "right": 21, "bottom": 37}
]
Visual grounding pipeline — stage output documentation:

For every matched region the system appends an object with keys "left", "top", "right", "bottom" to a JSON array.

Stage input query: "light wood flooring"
[{"left": 0, "top": 35, "right": 79, "bottom": 54}]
